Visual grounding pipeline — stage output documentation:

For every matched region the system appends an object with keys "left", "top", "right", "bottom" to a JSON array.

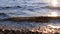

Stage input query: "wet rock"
[
  {"left": 8, "top": 30, "right": 16, "bottom": 34},
  {"left": 0, "top": 32, "right": 4, "bottom": 34},
  {"left": 4, "top": 29, "right": 10, "bottom": 34},
  {"left": 54, "top": 32, "right": 59, "bottom": 34},
  {"left": 21, "top": 31, "right": 25, "bottom": 34},
  {"left": 15, "top": 30, "right": 20, "bottom": 34},
  {"left": 0, "top": 29, "right": 4, "bottom": 34},
  {"left": 35, "top": 31, "right": 39, "bottom": 34},
  {"left": 0, "top": 29, "right": 2, "bottom": 32},
  {"left": 27, "top": 31, "right": 32, "bottom": 34},
  {"left": 30, "top": 32, "right": 35, "bottom": 34}
]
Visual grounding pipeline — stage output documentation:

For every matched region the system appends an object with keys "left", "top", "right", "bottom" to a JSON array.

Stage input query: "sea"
[{"left": 0, "top": 0, "right": 60, "bottom": 30}]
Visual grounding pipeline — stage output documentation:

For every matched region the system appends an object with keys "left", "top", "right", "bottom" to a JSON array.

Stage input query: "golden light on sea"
[{"left": 51, "top": 0, "right": 58, "bottom": 7}]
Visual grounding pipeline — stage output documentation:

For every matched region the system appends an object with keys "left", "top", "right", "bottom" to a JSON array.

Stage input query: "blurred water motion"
[{"left": 0, "top": 0, "right": 60, "bottom": 33}]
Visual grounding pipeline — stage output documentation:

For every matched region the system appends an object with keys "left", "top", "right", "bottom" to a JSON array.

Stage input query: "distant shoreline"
[{"left": 4, "top": 16, "right": 60, "bottom": 22}]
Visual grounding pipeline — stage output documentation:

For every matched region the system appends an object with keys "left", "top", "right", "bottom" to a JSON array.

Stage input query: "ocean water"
[{"left": 0, "top": 0, "right": 60, "bottom": 30}]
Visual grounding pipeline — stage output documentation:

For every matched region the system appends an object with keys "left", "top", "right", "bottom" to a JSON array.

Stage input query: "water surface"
[{"left": 0, "top": 0, "right": 60, "bottom": 30}]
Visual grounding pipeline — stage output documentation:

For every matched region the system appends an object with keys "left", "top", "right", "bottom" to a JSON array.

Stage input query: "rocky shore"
[{"left": 0, "top": 26, "right": 60, "bottom": 34}]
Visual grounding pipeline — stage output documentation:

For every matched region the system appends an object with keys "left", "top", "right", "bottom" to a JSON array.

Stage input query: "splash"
[{"left": 47, "top": 24, "right": 60, "bottom": 29}]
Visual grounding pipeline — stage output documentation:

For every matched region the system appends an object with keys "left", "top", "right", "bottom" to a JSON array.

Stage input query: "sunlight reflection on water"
[{"left": 0, "top": 0, "right": 60, "bottom": 30}]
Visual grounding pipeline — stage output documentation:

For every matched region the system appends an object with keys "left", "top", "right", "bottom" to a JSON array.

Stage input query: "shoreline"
[{"left": 5, "top": 16, "right": 60, "bottom": 22}]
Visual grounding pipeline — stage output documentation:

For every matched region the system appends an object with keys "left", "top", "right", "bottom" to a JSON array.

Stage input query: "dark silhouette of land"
[{"left": 4, "top": 16, "right": 60, "bottom": 23}]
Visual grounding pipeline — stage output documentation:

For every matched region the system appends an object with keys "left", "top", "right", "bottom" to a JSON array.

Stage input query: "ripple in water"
[{"left": 0, "top": 0, "right": 60, "bottom": 31}]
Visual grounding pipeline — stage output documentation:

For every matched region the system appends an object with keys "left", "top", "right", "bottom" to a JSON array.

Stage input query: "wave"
[
  {"left": 41, "top": 6, "right": 60, "bottom": 10},
  {"left": 0, "top": 6, "right": 22, "bottom": 10},
  {"left": 0, "top": 13, "right": 9, "bottom": 21}
]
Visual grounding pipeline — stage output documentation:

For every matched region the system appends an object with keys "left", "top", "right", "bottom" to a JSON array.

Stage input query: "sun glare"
[
  {"left": 51, "top": 0, "right": 58, "bottom": 7},
  {"left": 48, "top": 12, "right": 58, "bottom": 17}
]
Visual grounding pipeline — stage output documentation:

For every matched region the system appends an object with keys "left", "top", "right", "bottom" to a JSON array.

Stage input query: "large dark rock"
[
  {"left": 4, "top": 29, "right": 10, "bottom": 34},
  {"left": 0, "top": 29, "right": 4, "bottom": 34},
  {"left": 54, "top": 32, "right": 59, "bottom": 34},
  {"left": 8, "top": 30, "right": 16, "bottom": 34},
  {"left": 15, "top": 30, "right": 20, "bottom": 34}
]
